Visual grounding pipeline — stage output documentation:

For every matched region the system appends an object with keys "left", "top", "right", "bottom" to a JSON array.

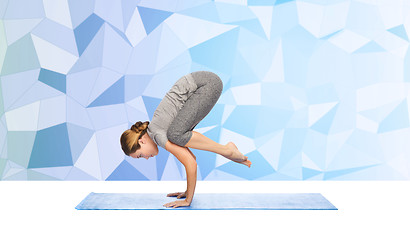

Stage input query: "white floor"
[{"left": 0, "top": 181, "right": 409, "bottom": 240}]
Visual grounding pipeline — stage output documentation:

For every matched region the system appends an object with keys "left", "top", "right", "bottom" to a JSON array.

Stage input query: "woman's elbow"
[{"left": 185, "top": 160, "right": 197, "bottom": 169}]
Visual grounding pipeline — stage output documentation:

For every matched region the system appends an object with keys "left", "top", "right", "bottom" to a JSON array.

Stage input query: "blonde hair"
[{"left": 120, "top": 121, "right": 150, "bottom": 156}]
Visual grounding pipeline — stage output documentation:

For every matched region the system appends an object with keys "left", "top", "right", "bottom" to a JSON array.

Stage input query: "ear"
[{"left": 138, "top": 134, "right": 146, "bottom": 144}]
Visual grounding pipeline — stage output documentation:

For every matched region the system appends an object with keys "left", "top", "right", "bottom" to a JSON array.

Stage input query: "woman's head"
[{"left": 120, "top": 121, "right": 158, "bottom": 159}]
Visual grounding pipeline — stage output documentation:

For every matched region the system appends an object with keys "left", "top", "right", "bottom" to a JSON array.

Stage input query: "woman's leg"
[
  {"left": 185, "top": 131, "right": 230, "bottom": 158},
  {"left": 167, "top": 71, "right": 222, "bottom": 147},
  {"left": 185, "top": 131, "right": 249, "bottom": 164},
  {"left": 167, "top": 71, "right": 250, "bottom": 165}
]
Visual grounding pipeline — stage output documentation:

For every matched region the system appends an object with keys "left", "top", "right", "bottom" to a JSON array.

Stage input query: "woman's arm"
[
  {"left": 186, "top": 147, "right": 196, "bottom": 160},
  {"left": 165, "top": 140, "right": 197, "bottom": 204}
]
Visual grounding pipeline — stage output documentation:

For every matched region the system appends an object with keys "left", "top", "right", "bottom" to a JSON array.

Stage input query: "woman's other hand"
[
  {"left": 167, "top": 191, "right": 187, "bottom": 199},
  {"left": 163, "top": 199, "right": 191, "bottom": 208}
]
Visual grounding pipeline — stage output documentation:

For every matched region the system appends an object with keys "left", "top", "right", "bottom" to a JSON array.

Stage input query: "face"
[{"left": 129, "top": 133, "right": 159, "bottom": 160}]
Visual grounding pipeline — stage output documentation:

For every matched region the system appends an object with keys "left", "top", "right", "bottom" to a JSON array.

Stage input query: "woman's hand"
[
  {"left": 167, "top": 191, "right": 187, "bottom": 199},
  {"left": 163, "top": 199, "right": 191, "bottom": 208}
]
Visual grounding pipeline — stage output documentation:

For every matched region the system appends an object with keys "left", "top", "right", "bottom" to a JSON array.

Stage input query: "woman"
[{"left": 120, "top": 71, "right": 252, "bottom": 208}]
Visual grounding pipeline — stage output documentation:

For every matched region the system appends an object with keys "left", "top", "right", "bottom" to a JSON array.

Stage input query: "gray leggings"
[{"left": 166, "top": 71, "right": 223, "bottom": 147}]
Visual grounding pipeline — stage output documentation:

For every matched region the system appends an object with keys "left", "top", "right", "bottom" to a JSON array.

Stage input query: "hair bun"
[{"left": 130, "top": 121, "right": 149, "bottom": 132}]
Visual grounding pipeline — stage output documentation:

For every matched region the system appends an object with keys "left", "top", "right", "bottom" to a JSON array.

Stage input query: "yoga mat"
[{"left": 75, "top": 192, "right": 337, "bottom": 210}]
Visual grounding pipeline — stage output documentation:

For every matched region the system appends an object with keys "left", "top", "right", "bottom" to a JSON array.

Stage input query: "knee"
[
  {"left": 167, "top": 128, "right": 181, "bottom": 145},
  {"left": 166, "top": 128, "right": 176, "bottom": 143},
  {"left": 167, "top": 128, "right": 192, "bottom": 147}
]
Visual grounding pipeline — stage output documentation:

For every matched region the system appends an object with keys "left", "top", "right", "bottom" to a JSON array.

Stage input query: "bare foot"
[
  {"left": 225, "top": 142, "right": 252, "bottom": 168},
  {"left": 241, "top": 159, "right": 252, "bottom": 168}
]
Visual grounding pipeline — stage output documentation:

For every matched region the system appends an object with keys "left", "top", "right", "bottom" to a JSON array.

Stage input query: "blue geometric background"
[{"left": 1, "top": 0, "right": 409, "bottom": 180}]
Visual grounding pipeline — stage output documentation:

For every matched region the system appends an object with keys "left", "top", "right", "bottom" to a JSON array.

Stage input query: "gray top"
[{"left": 146, "top": 73, "right": 197, "bottom": 149}]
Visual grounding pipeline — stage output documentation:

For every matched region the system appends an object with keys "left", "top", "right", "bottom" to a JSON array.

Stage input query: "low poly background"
[{"left": 1, "top": 0, "right": 410, "bottom": 181}]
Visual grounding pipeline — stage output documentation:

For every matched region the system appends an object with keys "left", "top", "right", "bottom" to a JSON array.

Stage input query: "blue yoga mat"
[{"left": 75, "top": 192, "right": 337, "bottom": 210}]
